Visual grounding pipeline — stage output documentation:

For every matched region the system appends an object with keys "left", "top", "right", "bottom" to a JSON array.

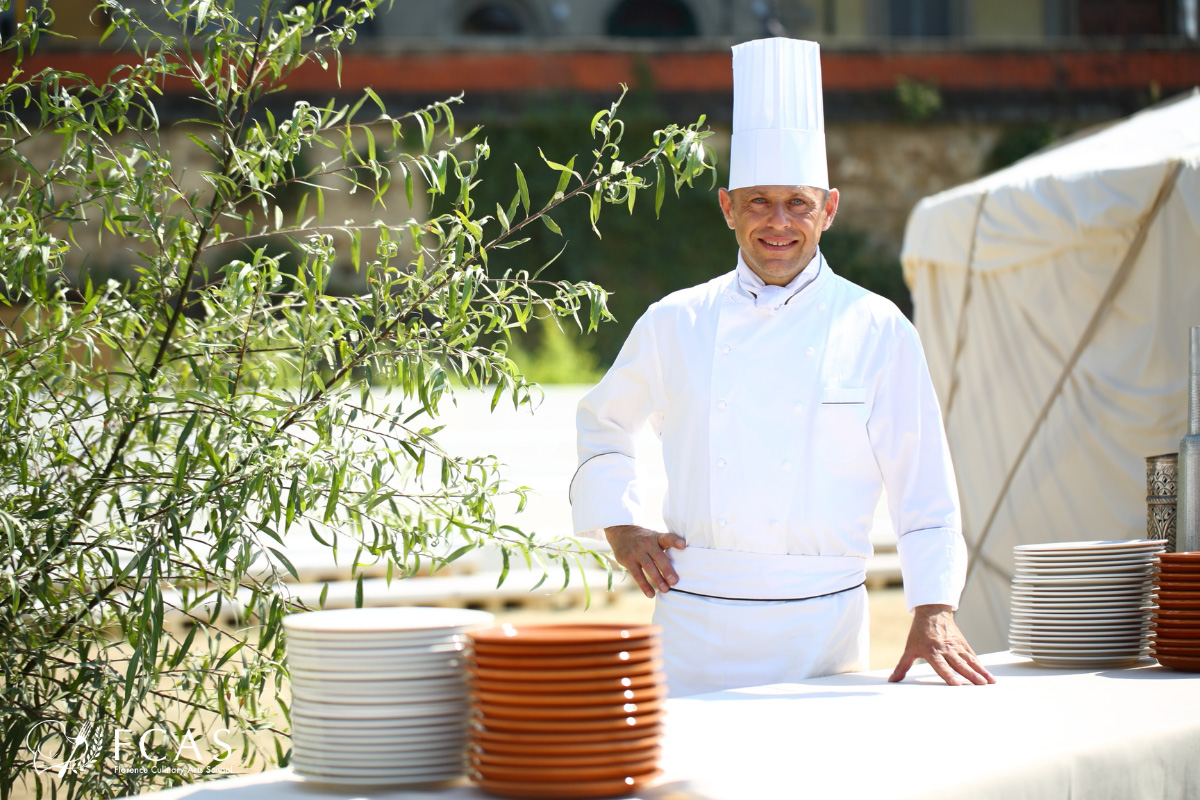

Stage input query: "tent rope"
[
  {"left": 964, "top": 159, "right": 1186, "bottom": 588},
  {"left": 943, "top": 191, "right": 989, "bottom": 422}
]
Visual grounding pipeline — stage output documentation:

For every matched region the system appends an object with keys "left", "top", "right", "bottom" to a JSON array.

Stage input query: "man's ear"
[
  {"left": 821, "top": 188, "right": 840, "bottom": 231},
  {"left": 718, "top": 188, "right": 736, "bottom": 229}
]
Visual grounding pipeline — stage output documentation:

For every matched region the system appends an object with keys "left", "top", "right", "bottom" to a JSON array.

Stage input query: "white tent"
[{"left": 901, "top": 90, "right": 1200, "bottom": 653}]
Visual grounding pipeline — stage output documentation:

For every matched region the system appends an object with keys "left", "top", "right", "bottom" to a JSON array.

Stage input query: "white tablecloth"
[{"left": 132, "top": 652, "right": 1200, "bottom": 800}]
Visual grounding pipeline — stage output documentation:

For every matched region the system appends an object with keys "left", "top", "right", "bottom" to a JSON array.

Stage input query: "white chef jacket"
[{"left": 570, "top": 250, "right": 967, "bottom": 695}]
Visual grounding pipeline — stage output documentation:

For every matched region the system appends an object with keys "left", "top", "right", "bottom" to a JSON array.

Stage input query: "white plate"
[
  {"left": 292, "top": 699, "right": 468, "bottom": 721},
  {"left": 284, "top": 632, "right": 469, "bottom": 650},
  {"left": 291, "top": 685, "right": 466, "bottom": 705},
  {"left": 1014, "top": 564, "right": 1154, "bottom": 576},
  {"left": 291, "top": 748, "right": 464, "bottom": 768},
  {"left": 1024, "top": 654, "right": 1152, "bottom": 668},
  {"left": 288, "top": 660, "right": 465, "bottom": 679},
  {"left": 291, "top": 734, "right": 468, "bottom": 753},
  {"left": 290, "top": 665, "right": 465, "bottom": 684},
  {"left": 293, "top": 764, "right": 463, "bottom": 783},
  {"left": 1013, "top": 576, "right": 1153, "bottom": 587},
  {"left": 1014, "top": 540, "right": 1166, "bottom": 554},
  {"left": 1009, "top": 645, "right": 1150, "bottom": 657},
  {"left": 1009, "top": 634, "right": 1148, "bottom": 647},
  {"left": 1009, "top": 621, "right": 1150, "bottom": 632},
  {"left": 1017, "top": 554, "right": 1156, "bottom": 566},
  {"left": 290, "top": 717, "right": 468, "bottom": 734},
  {"left": 293, "top": 673, "right": 464, "bottom": 691},
  {"left": 284, "top": 607, "right": 495, "bottom": 634},
  {"left": 1009, "top": 612, "right": 1148, "bottom": 623},
  {"left": 1009, "top": 628, "right": 1148, "bottom": 639}
]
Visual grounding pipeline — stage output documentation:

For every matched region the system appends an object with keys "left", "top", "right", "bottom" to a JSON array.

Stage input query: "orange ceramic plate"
[
  {"left": 472, "top": 698, "right": 664, "bottom": 721},
  {"left": 472, "top": 769, "right": 662, "bottom": 799},
  {"left": 469, "top": 673, "right": 661, "bottom": 695},
  {"left": 469, "top": 746, "right": 660, "bottom": 768},
  {"left": 470, "top": 757, "right": 660, "bottom": 783},
  {"left": 472, "top": 710, "right": 664, "bottom": 734},
  {"left": 468, "top": 646, "right": 660, "bottom": 670},
  {"left": 470, "top": 638, "right": 656, "bottom": 658},
  {"left": 470, "top": 624, "right": 660, "bottom": 646},
  {"left": 468, "top": 659, "right": 663, "bottom": 682},
  {"left": 471, "top": 685, "right": 665, "bottom": 707},
  {"left": 469, "top": 734, "right": 660, "bottom": 757},
  {"left": 471, "top": 723, "right": 663, "bottom": 745}
]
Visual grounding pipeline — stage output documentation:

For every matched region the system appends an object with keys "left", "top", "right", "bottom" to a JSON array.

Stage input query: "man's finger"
[
  {"left": 647, "top": 547, "right": 678, "bottom": 587},
  {"left": 951, "top": 651, "right": 996, "bottom": 685},
  {"left": 888, "top": 653, "right": 916, "bottom": 683},
  {"left": 659, "top": 532, "right": 686, "bottom": 550},
  {"left": 925, "top": 654, "right": 962, "bottom": 687}
]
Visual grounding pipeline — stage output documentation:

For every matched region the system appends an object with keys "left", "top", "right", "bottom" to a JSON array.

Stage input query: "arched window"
[
  {"left": 461, "top": 3, "right": 526, "bottom": 34},
  {"left": 607, "top": 0, "right": 698, "bottom": 38}
]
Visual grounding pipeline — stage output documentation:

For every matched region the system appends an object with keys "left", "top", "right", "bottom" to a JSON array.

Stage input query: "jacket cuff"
[
  {"left": 896, "top": 527, "right": 967, "bottom": 612},
  {"left": 569, "top": 452, "right": 643, "bottom": 536}
]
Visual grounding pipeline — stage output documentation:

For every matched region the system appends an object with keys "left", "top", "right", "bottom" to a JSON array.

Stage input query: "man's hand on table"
[
  {"left": 889, "top": 604, "right": 996, "bottom": 686},
  {"left": 604, "top": 525, "right": 686, "bottom": 598}
]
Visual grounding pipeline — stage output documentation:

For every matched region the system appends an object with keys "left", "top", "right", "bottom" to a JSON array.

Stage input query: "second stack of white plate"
[
  {"left": 284, "top": 607, "right": 494, "bottom": 786},
  {"left": 1009, "top": 539, "right": 1164, "bottom": 668}
]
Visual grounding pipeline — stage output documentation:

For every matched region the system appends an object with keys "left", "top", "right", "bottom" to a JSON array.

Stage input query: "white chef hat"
[{"left": 728, "top": 37, "right": 828, "bottom": 191}]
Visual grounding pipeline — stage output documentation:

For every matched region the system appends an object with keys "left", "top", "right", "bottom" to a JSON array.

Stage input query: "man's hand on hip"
[
  {"left": 604, "top": 525, "right": 686, "bottom": 598},
  {"left": 889, "top": 604, "right": 996, "bottom": 686}
]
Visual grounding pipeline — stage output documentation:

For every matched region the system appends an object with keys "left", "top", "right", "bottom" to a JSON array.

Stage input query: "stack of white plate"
[
  {"left": 1009, "top": 539, "right": 1164, "bottom": 668},
  {"left": 284, "top": 607, "right": 494, "bottom": 787}
]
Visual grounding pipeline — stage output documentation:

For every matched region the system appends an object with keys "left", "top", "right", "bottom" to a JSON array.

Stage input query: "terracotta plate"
[
  {"left": 470, "top": 757, "right": 660, "bottom": 783},
  {"left": 471, "top": 710, "right": 664, "bottom": 733},
  {"left": 469, "top": 734, "right": 660, "bottom": 757},
  {"left": 470, "top": 746, "right": 660, "bottom": 768},
  {"left": 469, "top": 673, "right": 661, "bottom": 695},
  {"left": 471, "top": 723, "right": 663, "bottom": 745},
  {"left": 1154, "top": 654, "right": 1200, "bottom": 671},
  {"left": 468, "top": 646, "right": 660, "bottom": 670},
  {"left": 471, "top": 638, "right": 655, "bottom": 657},
  {"left": 471, "top": 686, "right": 665, "bottom": 707},
  {"left": 1152, "top": 608, "right": 1200, "bottom": 619},
  {"left": 472, "top": 769, "right": 663, "bottom": 799},
  {"left": 472, "top": 698, "right": 665, "bottom": 721},
  {"left": 1153, "top": 581, "right": 1200, "bottom": 592},
  {"left": 471, "top": 624, "right": 660, "bottom": 646},
  {"left": 468, "top": 659, "right": 663, "bottom": 682}
]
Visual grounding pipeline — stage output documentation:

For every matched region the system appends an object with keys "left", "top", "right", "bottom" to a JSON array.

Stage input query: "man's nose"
[{"left": 767, "top": 202, "right": 790, "bottom": 227}]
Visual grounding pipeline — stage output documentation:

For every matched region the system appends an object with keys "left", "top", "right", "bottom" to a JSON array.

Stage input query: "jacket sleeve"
[
  {"left": 867, "top": 314, "right": 968, "bottom": 612},
  {"left": 570, "top": 310, "right": 669, "bottom": 539}
]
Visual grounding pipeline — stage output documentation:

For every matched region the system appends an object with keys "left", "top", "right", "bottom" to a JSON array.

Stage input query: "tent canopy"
[{"left": 901, "top": 91, "right": 1200, "bottom": 653}]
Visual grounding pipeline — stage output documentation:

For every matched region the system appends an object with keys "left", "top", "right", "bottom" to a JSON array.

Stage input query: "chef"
[{"left": 570, "top": 37, "right": 994, "bottom": 696}]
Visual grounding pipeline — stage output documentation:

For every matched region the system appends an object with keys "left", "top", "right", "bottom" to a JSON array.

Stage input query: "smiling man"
[{"left": 570, "top": 38, "right": 993, "bottom": 696}]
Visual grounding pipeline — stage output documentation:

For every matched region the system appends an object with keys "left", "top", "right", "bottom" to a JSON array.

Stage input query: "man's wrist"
[{"left": 913, "top": 603, "right": 953, "bottom": 618}]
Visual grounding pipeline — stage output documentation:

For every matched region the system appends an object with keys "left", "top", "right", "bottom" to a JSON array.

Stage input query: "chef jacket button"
[
  {"left": 717, "top": 517, "right": 728, "bottom": 527},
  {"left": 769, "top": 519, "right": 780, "bottom": 529},
  {"left": 716, "top": 458, "right": 726, "bottom": 468},
  {"left": 717, "top": 400, "right": 728, "bottom": 410},
  {"left": 720, "top": 345, "right": 731, "bottom": 355},
  {"left": 793, "top": 402, "right": 804, "bottom": 413},
  {"left": 819, "top": 303, "right": 827, "bottom": 311},
  {"left": 805, "top": 346, "right": 815, "bottom": 356},
  {"left": 781, "top": 460, "right": 792, "bottom": 471}
]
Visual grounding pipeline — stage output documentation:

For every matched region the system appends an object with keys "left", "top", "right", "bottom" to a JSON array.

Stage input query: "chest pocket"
[{"left": 814, "top": 387, "right": 871, "bottom": 467}]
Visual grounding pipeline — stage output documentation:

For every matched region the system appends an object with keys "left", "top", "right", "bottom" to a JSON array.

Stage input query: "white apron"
[
  {"left": 653, "top": 547, "right": 869, "bottom": 696},
  {"left": 572, "top": 253, "right": 966, "bottom": 697}
]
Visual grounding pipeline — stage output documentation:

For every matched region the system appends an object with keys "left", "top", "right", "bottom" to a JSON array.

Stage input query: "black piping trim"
[
  {"left": 670, "top": 580, "right": 866, "bottom": 603},
  {"left": 568, "top": 450, "right": 634, "bottom": 504}
]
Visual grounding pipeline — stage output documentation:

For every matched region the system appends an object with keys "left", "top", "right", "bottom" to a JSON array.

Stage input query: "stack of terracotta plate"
[
  {"left": 1008, "top": 539, "right": 1163, "bottom": 668},
  {"left": 466, "top": 623, "right": 665, "bottom": 799},
  {"left": 1150, "top": 552, "right": 1200, "bottom": 671},
  {"left": 284, "top": 607, "right": 494, "bottom": 787}
]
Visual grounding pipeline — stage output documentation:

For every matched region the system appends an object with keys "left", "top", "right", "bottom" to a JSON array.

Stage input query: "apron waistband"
[
  {"left": 670, "top": 580, "right": 865, "bottom": 603},
  {"left": 669, "top": 546, "right": 866, "bottom": 602}
]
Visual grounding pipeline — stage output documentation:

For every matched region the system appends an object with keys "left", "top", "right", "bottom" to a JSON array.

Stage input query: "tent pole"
[
  {"left": 943, "top": 191, "right": 989, "bottom": 422},
  {"left": 963, "top": 160, "right": 1186, "bottom": 588}
]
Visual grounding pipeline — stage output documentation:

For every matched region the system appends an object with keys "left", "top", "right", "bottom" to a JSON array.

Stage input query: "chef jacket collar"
[{"left": 735, "top": 249, "right": 823, "bottom": 311}]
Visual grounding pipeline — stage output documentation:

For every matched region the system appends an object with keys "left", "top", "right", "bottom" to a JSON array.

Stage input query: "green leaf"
[
  {"left": 514, "top": 164, "right": 530, "bottom": 215},
  {"left": 540, "top": 214, "right": 562, "bottom": 236}
]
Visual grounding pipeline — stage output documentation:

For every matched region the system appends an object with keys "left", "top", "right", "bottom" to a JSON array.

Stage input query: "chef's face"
[{"left": 718, "top": 184, "right": 839, "bottom": 286}]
